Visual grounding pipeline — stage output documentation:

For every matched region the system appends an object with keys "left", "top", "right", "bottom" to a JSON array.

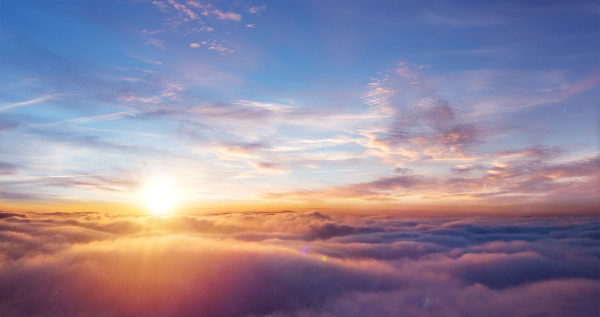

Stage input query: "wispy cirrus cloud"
[
  {"left": 0, "top": 95, "right": 56, "bottom": 112},
  {"left": 129, "top": 54, "right": 162, "bottom": 65},
  {"left": 0, "top": 162, "right": 19, "bottom": 175},
  {"left": 442, "top": 155, "right": 600, "bottom": 203},
  {"left": 357, "top": 61, "right": 487, "bottom": 163},
  {"left": 262, "top": 174, "right": 435, "bottom": 201},
  {"left": 144, "top": 38, "right": 164, "bottom": 48},
  {"left": 250, "top": 161, "right": 288, "bottom": 173},
  {"left": 417, "top": 6, "right": 504, "bottom": 28},
  {"left": 141, "top": 29, "right": 165, "bottom": 35},
  {"left": 118, "top": 93, "right": 161, "bottom": 103},
  {"left": 495, "top": 145, "right": 563, "bottom": 159},
  {"left": 262, "top": 150, "right": 599, "bottom": 205},
  {"left": 215, "top": 141, "right": 268, "bottom": 159},
  {"left": 441, "top": 68, "right": 599, "bottom": 121},
  {"left": 4, "top": 174, "right": 136, "bottom": 195},
  {"left": 37, "top": 112, "right": 134, "bottom": 127},
  {"left": 558, "top": 67, "right": 600, "bottom": 100}
]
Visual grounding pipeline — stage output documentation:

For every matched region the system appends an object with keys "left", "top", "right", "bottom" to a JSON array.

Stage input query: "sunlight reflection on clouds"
[{"left": 0, "top": 211, "right": 597, "bottom": 316}]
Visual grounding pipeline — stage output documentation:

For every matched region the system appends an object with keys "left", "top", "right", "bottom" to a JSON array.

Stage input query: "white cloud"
[
  {"left": 248, "top": 4, "right": 267, "bottom": 14},
  {"left": 212, "top": 10, "right": 242, "bottom": 22},
  {"left": 145, "top": 38, "right": 164, "bottom": 48},
  {"left": 167, "top": 0, "right": 199, "bottom": 20},
  {"left": 0, "top": 95, "right": 55, "bottom": 112},
  {"left": 129, "top": 54, "right": 163, "bottom": 64},
  {"left": 46, "top": 112, "right": 134, "bottom": 126},
  {"left": 186, "top": 1, "right": 211, "bottom": 9},
  {"left": 185, "top": 26, "right": 214, "bottom": 35},
  {"left": 118, "top": 94, "right": 161, "bottom": 103},
  {"left": 395, "top": 61, "right": 419, "bottom": 78},
  {"left": 237, "top": 100, "right": 296, "bottom": 114},
  {"left": 152, "top": 1, "right": 169, "bottom": 12},
  {"left": 190, "top": 40, "right": 234, "bottom": 55},
  {"left": 141, "top": 29, "right": 165, "bottom": 35},
  {"left": 363, "top": 83, "right": 397, "bottom": 114}
]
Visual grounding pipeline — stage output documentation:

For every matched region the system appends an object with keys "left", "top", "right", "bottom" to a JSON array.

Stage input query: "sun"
[{"left": 140, "top": 176, "right": 179, "bottom": 214}]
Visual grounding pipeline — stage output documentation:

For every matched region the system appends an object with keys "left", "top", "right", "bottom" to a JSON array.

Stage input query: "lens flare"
[{"left": 140, "top": 176, "right": 179, "bottom": 214}]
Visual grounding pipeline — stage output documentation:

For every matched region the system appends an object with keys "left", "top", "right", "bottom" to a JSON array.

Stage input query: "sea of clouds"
[{"left": 0, "top": 211, "right": 598, "bottom": 316}]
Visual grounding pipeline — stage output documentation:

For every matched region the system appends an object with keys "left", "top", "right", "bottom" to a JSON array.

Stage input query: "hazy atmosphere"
[
  {"left": 0, "top": 0, "right": 599, "bottom": 316},
  {"left": 1, "top": 0, "right": 598, "bottom": 214}
]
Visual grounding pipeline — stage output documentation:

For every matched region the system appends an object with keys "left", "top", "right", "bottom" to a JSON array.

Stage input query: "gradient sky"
[{"left": 0, "top": 0, "right": 598, "bottom": 214}]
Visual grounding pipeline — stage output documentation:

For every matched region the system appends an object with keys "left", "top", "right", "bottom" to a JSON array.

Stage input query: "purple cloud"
[
  {"left": 262, "top": 174, "right": 435, "bottom": 201},
  {"left": 0, "top": 212, "right": 597, "bottom": 316}
]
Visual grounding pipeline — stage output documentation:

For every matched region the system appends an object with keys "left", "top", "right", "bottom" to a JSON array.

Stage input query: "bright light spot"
[{"left": 140, "top": 176, "right": 179, "bottom": 214}]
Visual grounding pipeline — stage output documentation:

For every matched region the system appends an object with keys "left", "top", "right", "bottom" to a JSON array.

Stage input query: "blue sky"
[{"left": 0, "top": 0, "right": 598, "bottom": 214}]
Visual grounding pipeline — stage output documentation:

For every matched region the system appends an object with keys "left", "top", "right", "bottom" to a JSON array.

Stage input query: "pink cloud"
[
  {"left": 262, "top": 175, "right": 435, "bottom": 201},
  {"left": 559, "top": 67, "right": 600, "bottom": 100},
  {"left": 212, "top": 10, "right": 242, "bottom": 22},
  {"left": 0, "top": 212, "right": 598, "bottom": 316},
  {"left": 167, "top": 0, "right": 199, "bottom": 20},
  {"left": 250, "top": 162, "right": 288, "bottom": 172},
  {"left": 248, "top": 5, "right": 267, "bottom": 14}
]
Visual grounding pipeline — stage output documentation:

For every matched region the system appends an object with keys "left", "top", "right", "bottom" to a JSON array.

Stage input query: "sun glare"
[{"left": 140, "top": 176, "right": 179, "bottom": 214}]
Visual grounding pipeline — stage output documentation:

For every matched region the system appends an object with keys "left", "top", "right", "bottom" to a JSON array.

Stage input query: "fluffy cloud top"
[{"left": 0, "top": 211, "right": 598, "bottom": 316}]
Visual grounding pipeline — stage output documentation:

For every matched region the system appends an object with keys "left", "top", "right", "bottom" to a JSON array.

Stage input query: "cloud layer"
[{"left": 0, "top": 211, "right": 598, "bottom": 316}]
